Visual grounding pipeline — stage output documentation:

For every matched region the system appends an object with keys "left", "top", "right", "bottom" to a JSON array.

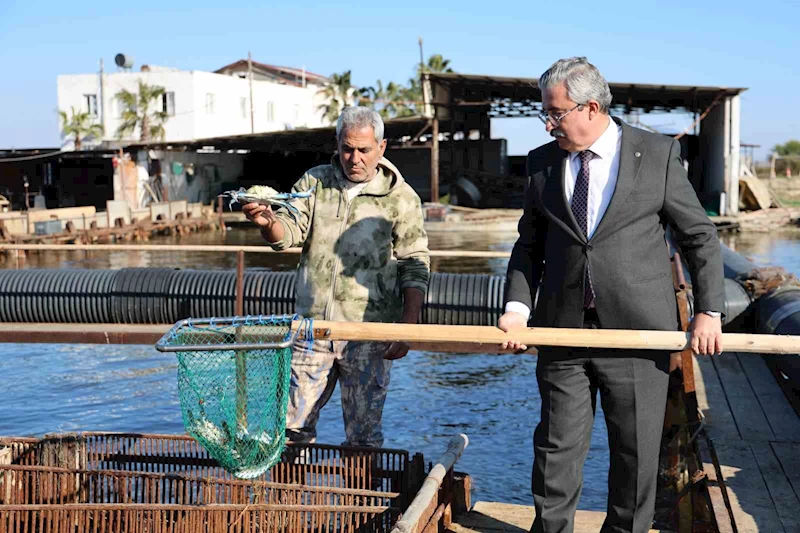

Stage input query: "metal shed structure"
[
  {"left": 122, "top": 73, "right": 746, "bottom": 213},
  {"left": 425, "top": 72, "right": 747, "bottom": 214}
]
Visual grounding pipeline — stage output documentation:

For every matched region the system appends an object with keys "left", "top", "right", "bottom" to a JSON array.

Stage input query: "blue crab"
[{"left": 219, "top": 184, "right": 315, "bottom": 225}]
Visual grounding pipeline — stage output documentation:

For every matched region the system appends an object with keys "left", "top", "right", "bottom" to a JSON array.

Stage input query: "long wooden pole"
[
  {"left": 0, "top": 322, "right": 798, "bottom": 355},
  {"left": 0, "top": 243, "right": 512, "bottom": 258},
  {"left": 293, "top": 320, "right": 800, "bottom": 355}
]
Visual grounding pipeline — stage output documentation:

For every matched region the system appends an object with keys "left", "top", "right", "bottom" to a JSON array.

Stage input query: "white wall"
[
  {"left": 190, "top": 71, "right": 327, "bottom": 139},
  {"left": 190, "top": 71, "right": 252, "bottom": 140},
  {"left": 56, "top": 74, "right": 104, "bottom": 149},
  {"left": 105, "top": 71, "right": 196, "bottom": 142},
  {"left": 58, "top": 68, "right": 328, "bottom": 148}
]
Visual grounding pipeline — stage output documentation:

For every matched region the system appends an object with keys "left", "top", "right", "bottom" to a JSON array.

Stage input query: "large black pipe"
[
  {"left": 0, "top": 269, "right": 507, "bottom": 326},
  {"left": 0, "top": 260, "right": 763, "bottom": 327},
  {"left": 674, "top": 243, "right": 755, "bottom": 325}
]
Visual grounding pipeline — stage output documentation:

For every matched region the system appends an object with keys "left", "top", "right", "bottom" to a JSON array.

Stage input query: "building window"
[
  {"left": 84, "top": 94, "right": 98, "bottom": 117},
  {"left": 266, "top": 101, "right": 275, "bottom": 122},
  {"left": 206, "top": 93, "right": 215, "bottom": 114},
  {"left": 241, "top": 97, "right": 248, "bottom": 119},
  {"left": 162, "top": 92, "right": 175, "bottom": 116}
]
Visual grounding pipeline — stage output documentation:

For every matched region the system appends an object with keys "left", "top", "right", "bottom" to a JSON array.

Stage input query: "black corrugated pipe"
[
  {"left": 0, "top": 265, "right": 763, "bottom": 327},
  {"left": 756, "top": 286, "right": 800, "bottom": 336},
  {"left": 754, "top": 286, "right": 800, "bottom": 400},
  {"left": 0, "top": 269, "right": 508, "bottom": 326},
  {"left": 720, "top": 244, "right": 758, "bottom": 279},
  {"left": 683, "top": 277, "right": 753, "bottom": 327},
  {"left": 667, "top": 237, "right": 756, "bottom": 325},
  {"left": 0, "top": 269, "right": 117, "bottom": 324}
]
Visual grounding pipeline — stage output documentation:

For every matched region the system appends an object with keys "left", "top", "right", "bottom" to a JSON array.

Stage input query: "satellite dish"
[{"left": 114, "top": 54, "right": 134, "bottom": 69}]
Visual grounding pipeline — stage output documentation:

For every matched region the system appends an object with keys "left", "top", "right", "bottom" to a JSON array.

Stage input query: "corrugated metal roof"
[
  {"left": 428, "top": 72, "right": 746, "bottom": 114},
  {"left": 128, "top": 116, "right": 430, "bottom": 153}
]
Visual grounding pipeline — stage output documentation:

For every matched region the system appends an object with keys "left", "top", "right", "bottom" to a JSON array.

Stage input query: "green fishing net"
[{"left": 157, "top": 315, "right": 312, "bottom": 479}]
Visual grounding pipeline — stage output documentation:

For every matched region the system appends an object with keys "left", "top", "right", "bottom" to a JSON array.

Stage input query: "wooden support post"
[
  {"left": 670, "top": 253, "right": 696, "bottom": 393},
  {"left": 217, "top": 196, "right": 227, "bottom": 235},
  {"left": 431, "top": 116, "right": 440, "bottom": 204},
  {"left": 449, "top": 110, "right": 456, "bottom": 189},
  {"left": 235, "top": 250, "right": 245, "bottom": 316},
  {"left": 235, "top": 249, "right": 247, "bottom": 429}
]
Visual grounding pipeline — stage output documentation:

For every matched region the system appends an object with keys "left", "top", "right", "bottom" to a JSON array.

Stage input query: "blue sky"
[{"left": 1, "top": 0, "right": 797, "bottom": 160}]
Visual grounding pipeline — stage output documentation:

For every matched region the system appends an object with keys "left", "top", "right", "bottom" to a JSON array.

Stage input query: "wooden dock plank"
[
  {"left": 697, "top": 436, "right": 736, "bottom": 533},
  {"left": 749, "top": 442, "right": 800, "bottom": 532},
  {"left": 713, "top": 354, "right": 775, "bottom": 441},
  {"left": 737, "top": 353, "right": 800, "bottom": 442},
  {"left": 447, "top": 502, "right": 663, "bottom": 533},
  {"left": 693, "top": 355, "right": 741, "bottom": 440},
  {"left": 771, "top": 442, "right": 800, "bottom": 504},
  {"left": 713, "top": 440, "right": 786, "bottom": 532}
]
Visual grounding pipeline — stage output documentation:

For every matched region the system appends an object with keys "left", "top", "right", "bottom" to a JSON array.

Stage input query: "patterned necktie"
[{"left": 571, "top": 150, "right": 596, "bottom": 308}]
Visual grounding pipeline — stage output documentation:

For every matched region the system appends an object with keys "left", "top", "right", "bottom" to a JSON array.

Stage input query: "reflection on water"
[
  {"left": 721, "top": 229, "right": 800, "bottom": 276},
  {"left": 0, "top": 226, "right": 615, "bottom": 509}
]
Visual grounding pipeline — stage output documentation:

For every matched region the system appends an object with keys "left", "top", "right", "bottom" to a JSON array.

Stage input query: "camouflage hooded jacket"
[{"left": 268, "top": 156, "right": 430, "bottom": 323}]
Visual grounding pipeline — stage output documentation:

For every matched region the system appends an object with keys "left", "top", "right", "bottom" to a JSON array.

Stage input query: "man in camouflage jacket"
[{"left": 242, "top": 107, "right": 430, "bottom": 447}]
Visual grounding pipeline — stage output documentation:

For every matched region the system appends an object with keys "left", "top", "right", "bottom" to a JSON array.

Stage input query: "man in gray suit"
[{"left": 499, "top": 57, "right": 725, "bottom": 533}]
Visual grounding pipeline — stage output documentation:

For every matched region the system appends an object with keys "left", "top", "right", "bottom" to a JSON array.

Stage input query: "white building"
[{"left": 57, "top": 59, "right": 331, "bottom": 149}]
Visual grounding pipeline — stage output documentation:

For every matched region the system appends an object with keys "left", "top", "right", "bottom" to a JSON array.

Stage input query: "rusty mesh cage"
[{"left": 0, "top": 432, "right": 415, "bottom": 533}]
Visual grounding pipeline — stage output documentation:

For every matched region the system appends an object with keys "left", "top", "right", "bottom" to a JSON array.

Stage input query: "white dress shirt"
[{"left": 505, "top": 118, "right": 621, "bottom": 320}]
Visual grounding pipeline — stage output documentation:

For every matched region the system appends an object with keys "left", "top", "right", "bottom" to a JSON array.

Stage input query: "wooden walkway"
[
  {"left": 694, "top": 352, "right": 800, "bottom": 533},
  {"left": 448, "top": 501, "right": 663, "bottom": 532},
  {"left": 448, "top": 353, "right": 800, "bottom": 533}
]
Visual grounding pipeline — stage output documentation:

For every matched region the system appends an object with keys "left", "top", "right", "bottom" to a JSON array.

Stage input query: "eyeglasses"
[{"left": 538, "top": 103, "right": 584, "bottom": 127}]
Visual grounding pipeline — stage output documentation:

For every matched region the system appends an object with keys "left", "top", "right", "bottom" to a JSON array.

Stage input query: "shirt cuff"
[
  {"left": 505, "top": 301, "right": 531, "bottom": 321},
  {"left": 702, "top": 311, "right": 722, "bottom": 318}
]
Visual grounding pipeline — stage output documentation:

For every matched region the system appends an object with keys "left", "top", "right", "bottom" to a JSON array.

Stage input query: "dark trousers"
[{"left": 531, "top": 309, "right": 670, "bottom": 533}]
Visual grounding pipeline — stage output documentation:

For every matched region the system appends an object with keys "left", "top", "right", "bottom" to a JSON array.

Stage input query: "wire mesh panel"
[
  {"left": 0, "top": 434, "right": 412, "bottom": 498},
  {"left": 156, "top": 315, "right": 311, "bottom": 479},
  {"left": 0, "top": 503, "right": 400, "bottom": 533},
  {"left": 0, "top": 465, "right": 400, "bottom": 507}
]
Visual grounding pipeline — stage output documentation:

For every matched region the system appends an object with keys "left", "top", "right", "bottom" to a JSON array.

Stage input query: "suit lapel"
[
  {"left": 591, "top": 119, "right": 644, "bottom": 242},
  {"left": 540, "top": 154, "right": 585, "bottom": 244}
]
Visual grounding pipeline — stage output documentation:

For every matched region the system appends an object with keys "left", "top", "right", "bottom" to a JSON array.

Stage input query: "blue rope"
[{"left": 292, "top": 314, "right": 314, "bottom": 348}]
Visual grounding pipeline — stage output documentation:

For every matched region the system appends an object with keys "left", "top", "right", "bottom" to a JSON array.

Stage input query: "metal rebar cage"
[{"left": 0, "top": 432, "right": 415, "bottom": 533}]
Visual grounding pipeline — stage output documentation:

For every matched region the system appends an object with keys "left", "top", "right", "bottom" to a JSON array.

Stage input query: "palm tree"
[
  {"left": 115, "top": 80, "right": 169, "bottom": 143},
  {"left": 59, "top": 107, "right": 104, "bottom": 151},
  {"left": 398, "top": 79, "right": 423, "bottom": 117},
  {"left": 317, "top": 71, "right": 357, "bottom": 125},
  {"left": 404, "top": 54, "right": 455, "bottom": 116},
  {"left": 359, "top": 80, "right": 409, "bottom": 119},
  {"left": 418, "top": 54, "right": 454, "bottom": 76}
]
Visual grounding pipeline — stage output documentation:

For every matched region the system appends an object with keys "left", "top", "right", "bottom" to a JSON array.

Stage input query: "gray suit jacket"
[{"left": 505, "top": 118, "right": 725, "bottom": 331}]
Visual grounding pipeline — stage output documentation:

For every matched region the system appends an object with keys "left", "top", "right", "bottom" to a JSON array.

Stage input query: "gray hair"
[
  {"left": 336, "top": 106, "right": 385, "bottom": 143},
  {"left": 539, "top": 57, "right": 613, "bottom": 114}
]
